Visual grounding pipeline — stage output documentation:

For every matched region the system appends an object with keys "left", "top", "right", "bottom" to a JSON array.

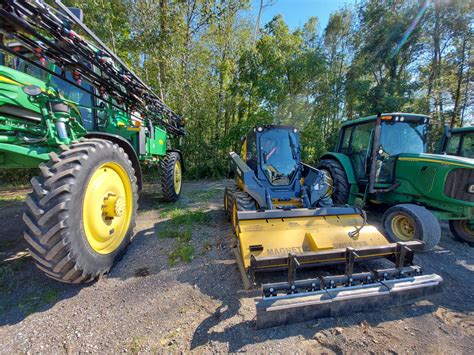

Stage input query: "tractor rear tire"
[
  {"left": 231, "top": 190, "right": 256, "bottom": 236},
  {"left": 160, "top": 151, "right": 183, "bottom": 202},
  {"left": 383, "top": 204, "right": 440, "bottom": 251},
  {"left": 23, "top": 139, "right": 138, "bottom": 283},
  {"left": 317, "top": 159, "right": 350, "bottom": 204},
  {"left": 448, "top": 220, "right": 474, "bottom": 247}
]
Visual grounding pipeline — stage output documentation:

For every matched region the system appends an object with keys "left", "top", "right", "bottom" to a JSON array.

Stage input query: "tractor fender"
[
  {"left": 167, "top": 149, "right": 185, "bottom": 172},
  {"left": 85, "top": 132, "right": 143, "bottom": 190},
  {"left": 319, "top": 152, "right": 357, "bottom": 185}
]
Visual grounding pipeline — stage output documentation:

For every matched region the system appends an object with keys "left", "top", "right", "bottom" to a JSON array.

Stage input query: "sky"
[{"left": 250, "top": 0, "right": 355, "bottom": 31}]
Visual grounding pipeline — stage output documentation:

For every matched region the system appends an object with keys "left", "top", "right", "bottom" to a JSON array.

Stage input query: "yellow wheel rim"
[
  {"left": 391, "top": 214, "right": 416, "bottom": 241},
  {"left": 174, "top": 160, "right": 182, "bottom": 195},
  {"left": 224, "top": 192, "right": 228, "bottom": 212},
  {"left": 321, "top": 169, "right": 334, "bottom": 196},
  {"left": 83, "top": 162, "right": 133, "bottom": 254}
]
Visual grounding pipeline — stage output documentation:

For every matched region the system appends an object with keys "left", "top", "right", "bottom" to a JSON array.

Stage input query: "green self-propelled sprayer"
[{"left": 0, "top": 0, "right": 185, "bottom": 282}]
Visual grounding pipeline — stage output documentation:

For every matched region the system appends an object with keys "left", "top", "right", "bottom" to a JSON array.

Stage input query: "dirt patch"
[{"left": 0, "top": 180, "right": 473, "bottom": 353}]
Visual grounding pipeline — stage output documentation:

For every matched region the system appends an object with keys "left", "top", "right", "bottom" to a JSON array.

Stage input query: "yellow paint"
[
  {"left": 240, "top": 138, "right": 247, "bottom": 162},
  {"left": 0, "top": 75, "right": 22, "bottom": 86},
  {"left": 159, "top": 139, "right": 164, "bottom": 145},
  {"left": 271, "top": 198, "right": 303, "bottom": 208},
  {"left": 174, "top": 160, "right": 182, "bottom": 194},
  {"left": 398, "top": 157, "right": 473, "bottom": 169},
  {"left": 391, "top": 214, "right": 415, "bottom": 241},
  {"left": 83, "top": 162, "right": 133, "bottom": 254},
  {"left": 236, "top": 212, "right": 389, "bottom": 269},
  {"left": 126, "top": 126, "right": 140, "bottom": 131}
]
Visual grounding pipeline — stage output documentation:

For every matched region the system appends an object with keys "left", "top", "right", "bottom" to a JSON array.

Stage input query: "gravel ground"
[{"left": 0, "top": 180, "right": 473, "bottom": 353}]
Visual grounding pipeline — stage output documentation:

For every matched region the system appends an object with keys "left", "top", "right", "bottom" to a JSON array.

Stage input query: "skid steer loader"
[{"left": 224, "top": 125, "right": 442, "bottom": 329}]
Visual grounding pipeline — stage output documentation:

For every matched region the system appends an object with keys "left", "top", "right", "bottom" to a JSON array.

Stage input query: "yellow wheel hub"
[
  {"left": 174, "top": 160, "right": 182, "bottom": 195},
  {"left": 391, "top": 214, "right": 416, "bottom": 241},
  {"left": 83, "top": 162, "right": 133, "bottom": 254}
]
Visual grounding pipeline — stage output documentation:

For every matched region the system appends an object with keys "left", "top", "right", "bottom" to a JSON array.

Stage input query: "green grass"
[
  {"left": 188, "top": 188, "right": 220, "bottom": 202},
  {"left": 129, "top": 336, "right": 147, "bottom": 354},
  {"left": 17, "top": 288, "right": 60, "bottom": 315},
  {"left": 159, "top": 227, "right": 192, "bottom": 241},
  {"left": 168, "top": 243, "right": 195, "bottom": 266},
  {"left": 162, "top": 208, "right": 211, "bottom": 226},
  {"left": 158, "top": 224, "right": 196, "bottom": 266},
  {"left": 0, "top": 193, "right": 26, "bottom": 207},
  {"left": 0, "top": 264, "right": 14, "bottom": 293}
]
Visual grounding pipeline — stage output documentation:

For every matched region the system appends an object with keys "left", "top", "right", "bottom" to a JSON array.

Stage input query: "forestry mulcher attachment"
[{"left": 224, "top": 125, "right": 442, "bottom": 328}]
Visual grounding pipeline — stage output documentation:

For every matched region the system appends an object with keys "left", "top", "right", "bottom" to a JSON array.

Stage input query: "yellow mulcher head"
[{"left": 233, "top": 207, "right": 443, "bottom": 329}]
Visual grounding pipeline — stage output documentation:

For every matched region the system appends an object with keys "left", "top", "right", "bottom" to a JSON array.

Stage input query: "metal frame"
[{"left": 248, "top": 241, "right": 422, "bottom": 295}]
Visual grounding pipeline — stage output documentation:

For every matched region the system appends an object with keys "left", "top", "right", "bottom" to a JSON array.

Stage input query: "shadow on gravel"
[
  {"left": 0, "top": 200, "right": 84, "bottom": 326},
  {"left": 109, "top": 190, "right": 473, "bottom": 352}
]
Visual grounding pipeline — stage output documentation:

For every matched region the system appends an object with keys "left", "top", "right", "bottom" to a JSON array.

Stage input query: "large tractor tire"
[
  {"left": 448, "top": 220, "right": 474, "bottom": 247},
  {"left": 383, "top": 204, "right": 440, "bottom": 251},
  {"left": 160, "top": 151, "right": 183, "bottom": 202},
  {"left": 317, "top": 159, "right": 350, "bottom": 204},
  {"left": 230, "top": 190, "right": 256, "bottom": 236},
  {"left": 23, "top": 138, "right": 138, "bottom": 283}
]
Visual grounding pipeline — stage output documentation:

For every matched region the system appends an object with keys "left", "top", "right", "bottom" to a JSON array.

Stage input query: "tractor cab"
[
  {"left": 335, "top": 113, "right": 429, "bottom": 189},
  {"left": 438, "top": 126, "right": 474, "bottom": 158}
]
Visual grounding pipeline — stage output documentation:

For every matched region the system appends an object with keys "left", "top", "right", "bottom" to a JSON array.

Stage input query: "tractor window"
[
  {"left": 459, "top": 133, "right": 474, "bottom": 158},
  {"left": 347, "top": 122, "right": 374, "bottom": 180},
  {"left": 339, "top": 127, "right": 352, "bottom": 154},
  {"left": 446, "top": 134, "right": 461, "bottom": 156},
  {"left": 380, "top": 121, "right": 426, "bottom": 156},
  {"left": 50, "top": 73, "right": 95, "bottom": 130},
  {"left": 246, "top": 133, "right": 257, "bottom": 172},
  {"left": 376, "top": 121, "right": 427, "bottom": 183},
  {"left": 260, "top": 129, "right": 298, "bottom": 185}
]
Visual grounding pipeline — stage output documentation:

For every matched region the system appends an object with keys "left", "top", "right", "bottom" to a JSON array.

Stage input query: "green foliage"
[{"left": 46, "top": 0, "right": 474, "bottom": 179}]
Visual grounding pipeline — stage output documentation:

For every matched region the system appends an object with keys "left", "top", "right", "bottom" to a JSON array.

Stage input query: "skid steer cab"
[
  {"left": 224, "top": 125, "right": 442, "bottom": 329},
  {"left": 229, "top": 125, "right": 333, "bottom": 211},
  {"left": 319, "top": 113, "right": 474, "bottom": 248}
]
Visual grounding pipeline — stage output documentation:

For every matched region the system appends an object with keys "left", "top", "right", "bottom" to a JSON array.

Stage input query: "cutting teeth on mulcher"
[{"left": 252, "top": 241, "right": 443, "bottom": 329}]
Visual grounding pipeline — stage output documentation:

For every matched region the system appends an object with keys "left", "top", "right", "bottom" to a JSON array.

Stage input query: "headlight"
[
  {"left": 22, "top": 85, "right": 42, "bottom": 96},
  {"left": 467, "top": 184, "right": 474, "bottom": 193}
]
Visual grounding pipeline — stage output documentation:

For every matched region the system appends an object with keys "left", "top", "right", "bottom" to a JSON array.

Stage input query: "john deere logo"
[{"left": 158, "top": 139, "right": 164, "bottom": 145}]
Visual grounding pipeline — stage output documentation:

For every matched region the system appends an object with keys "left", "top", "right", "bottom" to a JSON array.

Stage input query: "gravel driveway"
[{"left": 0, "top": 180, "right": 473, "bottom": 353}]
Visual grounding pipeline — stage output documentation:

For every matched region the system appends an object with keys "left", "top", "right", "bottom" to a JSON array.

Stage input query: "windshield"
[
  {"left": 260, "top": 128, "right": 298, "bottom": 185},
  {"left": 459, "top": 132, "right": 474, "bottom": 158},
  {"left": 380, "top": 121, "right": 427, "bottom": 155}
]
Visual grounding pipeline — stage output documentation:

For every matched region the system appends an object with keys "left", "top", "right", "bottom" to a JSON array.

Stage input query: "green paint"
[
  {"left": 0, "top": 61, "right": 174, "bottom": 170},
  {"left": 324, "top": 113, "right": 474, "bottom": 222}
]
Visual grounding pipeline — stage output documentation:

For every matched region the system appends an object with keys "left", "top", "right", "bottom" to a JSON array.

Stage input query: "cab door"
[{"left": 339, "top": 122, "right": 375, "bottom": 183}]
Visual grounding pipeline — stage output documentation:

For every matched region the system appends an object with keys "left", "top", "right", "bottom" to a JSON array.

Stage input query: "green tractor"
[
  {"left": 437, "top": 125, "right": 474, "bottom": 159},
  {"left": 0, "top": 1, "right": 185, "bottom": 282},
  {"left": 318, "top": 113, "right": 474, "bottom": 248}
]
